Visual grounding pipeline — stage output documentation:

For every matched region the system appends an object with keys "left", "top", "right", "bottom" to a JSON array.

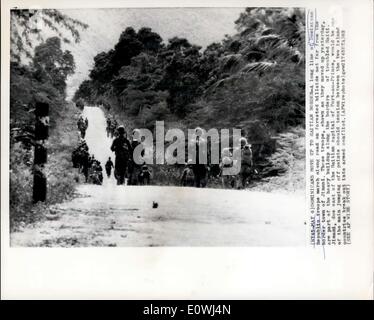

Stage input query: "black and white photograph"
[{"left": 8, "top": 7, "right": 306, "bottom": 247}]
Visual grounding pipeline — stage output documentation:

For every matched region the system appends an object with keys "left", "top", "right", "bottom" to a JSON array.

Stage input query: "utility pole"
[{"left": 33, "top": 102, "right": 49, "bottom": 203}]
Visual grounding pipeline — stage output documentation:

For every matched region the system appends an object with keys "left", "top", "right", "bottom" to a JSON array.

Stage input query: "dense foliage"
[
  {"left": 74, "top": 8, "right": 305, "bottom": 138},
  {"left": 11, "top": 9, "right": 87, "bottom": 62},
  {"left": 10, "top": 36, "right": 75, "bottom": 135}
]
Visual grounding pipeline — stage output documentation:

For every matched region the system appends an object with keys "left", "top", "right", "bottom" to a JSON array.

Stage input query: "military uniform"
[
  {"left": 111, "top": 134, "right": 132, "bottom": 185},
  {"left": 105, "top": 158, "right": 114, "bottom": 178}
]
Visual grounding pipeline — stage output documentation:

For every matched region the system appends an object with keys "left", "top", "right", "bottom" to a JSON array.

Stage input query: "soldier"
[
  {"left": 77, "top": 115, "right": 84, "bottom": 129},
  {"left": 72, "top": 141, "right": 87, "bottom": 170},
  {"left": 220, "top": 147, "right": 235, "bottom": 188},
  {"left": 106, "top": 117, "right": 112, "bottom": 137},
  {"left": 192, "top": 127, "right": 207, "bottom": 188},
  {"left": 234, "top": 137, "right": 253, "bottom": 189},
  {"left": 88, "top": 154, "right": 95, "bottom": 168},
  {"left": 128, "top": 129, "right": 142, "bottom": 185},
  {"left": 138, "top": 165, "right": 151, "bottom": 185},
  {"left": 105, "top": 157, "right": 114, "bottom": 178},
  {"left": 181, "top": 159, "right": 195, "bottom": 187},
  {"left": 75, "top": 99, "right": 84, "bottom": 110},
  {"left": 71, "top": 148, "right": 80, "bottom": 168},
  {"left": 96, "top": 161, "right": 103, "bottom": 184},
  {"left": 81, "top": 149, "right": 90, "bottom": 183},
  {"left": 90, "top": 160, "right": 103, "bottom": 185},
  {"left": 110, "top": 125, "right": 132, "bottom": 185},
  {"left": 77, "top": 115, "right": 87, "bottom": 139}
]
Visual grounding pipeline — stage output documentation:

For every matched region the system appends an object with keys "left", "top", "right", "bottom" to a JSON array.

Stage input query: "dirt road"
[{"left": 11, "top": 184, "right": 306, "bottom": 246}]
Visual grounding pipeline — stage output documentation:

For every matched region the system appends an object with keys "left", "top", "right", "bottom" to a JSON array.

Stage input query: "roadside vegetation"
[{"left": 9, "top": 10, "right": 86, "bottom": 230}]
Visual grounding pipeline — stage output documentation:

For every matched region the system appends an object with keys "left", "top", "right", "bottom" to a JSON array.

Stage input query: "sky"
[{"left": 60, "top": 8, "right": 244, "bottom": 98}]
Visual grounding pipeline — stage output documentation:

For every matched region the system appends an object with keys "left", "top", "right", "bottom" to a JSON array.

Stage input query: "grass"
[{"left": 250, "top": 126, "right": 305, "bottom": 194}]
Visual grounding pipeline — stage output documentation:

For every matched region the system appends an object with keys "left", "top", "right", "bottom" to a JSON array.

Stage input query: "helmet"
[
  {"left": 117, "top": 125, "right": 125, "bottom": 135},
  {"left": 221, "top": 147, "right": 231, "bottom": 157},
  {"left": 240, "top": 137, "right": 248, "bottom": 147},
  {"left": 222, "top": 156, "right": 232, "bottom": 166},
  {"left": 195, "top": 127, "right": 203, "bottom": 136}
]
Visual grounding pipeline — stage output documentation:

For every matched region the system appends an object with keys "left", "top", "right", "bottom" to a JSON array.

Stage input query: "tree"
[
  {"left": 112, "top": 27, "right": 144, "bottom": 75},
  {"left": 33, "top": 37, "right": 75, "bottom": 95},
  {"left": 10, "top": 9, "right": 88, "bottom": 62},
  {"left": 158, "top": 38, "right": 204, "bottom": 116},
  {"left": 137, "top": 27, "right": 163, "bottom": 52},
  {"left": 167, "top": 37, "right": 192, "bottom": 51},
  {"left": 73, "top": 80, "right": 94, "bottom": 102},
  {"left": 89, "top": 50, "right": 115, "bottom": 83}
]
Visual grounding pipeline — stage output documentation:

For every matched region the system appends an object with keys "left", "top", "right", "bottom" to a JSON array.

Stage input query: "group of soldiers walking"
[
  {"left": 109, "top": 124, "right": 255, "bottom": 189},
  {"left": 110, "top": 125, "right": 151, "bottom": 186},
  {"left": 72, "top": 113, "right": 104, "bottom": 185},
  {"left": 77, "top": 115, "right": 88, "bottom": 139},
  {"left": 73, "top": 110, "right": 255, "bottom": 189},
  {"left": 180, "top": 130, "right": 254, "bottom": 189},
  {"left": 106, "top": 115, "right": 119, "bottom": 138},
  {"left": 218, "top": 137, "right": 255, "bottom": 189},
  {"left": 71, "top": 141, "right": 104, "bottom": 185}
]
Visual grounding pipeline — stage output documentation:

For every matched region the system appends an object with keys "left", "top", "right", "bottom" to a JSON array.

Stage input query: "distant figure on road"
[
  {"left": 234, "top": 137, "right": 253, "bottom": 189},
  {"left": 138, "top": 165, "right": 151, "bottom": 185},
  {"left": 106, "top": 115, "right": 116, "bottom": 137},
  {"left": 220, "top": 148, "right": 235, "bottom": 188},
  {"left": 111, "top": 125, "right": 132, "bottom": 185},
  {"left": 81, "top": 150, "right": 90, "bottom": 183},
  {"left": 106, "top": 117, "right": 112, "bottom": 137},
  {"left": 88, "top": 154, "right": 95, "bottom": 168},
  {"left": 128, "top": 129, "right": 142, "bottom": 185},
  {"left": 75, "top": 98, "right": 84, "bottom": 110},
  {"left": 181, "top": 160, "right": 195, "bottom": 187},
  {"left": 90, "top": 160, "right": 103, "bottom": 185},
  {"left": 77, "top": 115, "right": 88, "bottom": 139},
  {"left": 105, "top": 157, "right": 114, "bottom": 178},
  {"left": 192, "top": 128, "right": 207, "bottom": 188}
]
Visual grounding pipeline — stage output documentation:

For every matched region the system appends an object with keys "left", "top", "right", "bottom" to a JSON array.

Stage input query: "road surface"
[{"left": 10, "top": 106, "right": 306, "bottom": 247}]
